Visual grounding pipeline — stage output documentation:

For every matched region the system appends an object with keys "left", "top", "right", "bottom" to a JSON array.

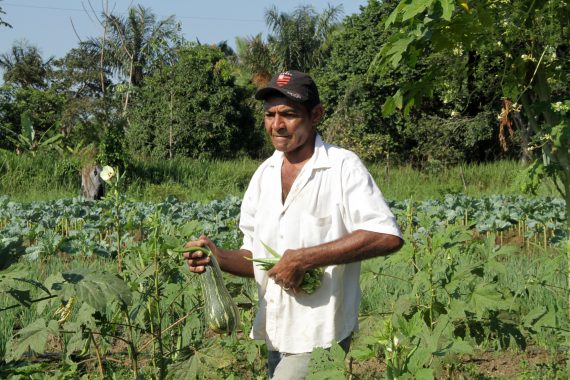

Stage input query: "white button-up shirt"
[{"left": 239, "top": 135, "right": 402, "bottom": 353}]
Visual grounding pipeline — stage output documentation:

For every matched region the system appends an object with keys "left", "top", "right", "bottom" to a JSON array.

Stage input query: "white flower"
[
  {"left": 100, "top": 165, "right": 116, "bottom": 183},
  {"left": 393, "top": 335, "right": 401, "bottom": 348}
]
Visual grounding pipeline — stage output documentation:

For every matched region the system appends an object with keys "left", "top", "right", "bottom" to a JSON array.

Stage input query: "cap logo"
[{"left": 276, "top": 72, "right": 292, "bottom": 87}]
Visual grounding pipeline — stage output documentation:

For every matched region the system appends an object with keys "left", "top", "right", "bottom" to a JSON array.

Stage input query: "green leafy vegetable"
[{"left": 248, "top": 241, "right": 324, "bottom": 294}]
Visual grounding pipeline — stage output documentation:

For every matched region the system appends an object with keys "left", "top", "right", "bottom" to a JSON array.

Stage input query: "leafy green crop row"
[{"left": 0, "top": 193, "right": 565, "bottom": 266}]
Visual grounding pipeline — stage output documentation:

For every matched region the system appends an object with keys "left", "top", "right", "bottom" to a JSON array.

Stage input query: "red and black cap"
[{"left": 255, "top": 70, "right": 320, "bottom": 108}]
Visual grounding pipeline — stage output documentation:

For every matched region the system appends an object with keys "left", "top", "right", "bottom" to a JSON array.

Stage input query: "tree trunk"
[
  {"left": 81, "top": 165, "right": 105, "bottom": 200},
  {"left": 512, "top": 111, "right": 531, "bottom": 165}
]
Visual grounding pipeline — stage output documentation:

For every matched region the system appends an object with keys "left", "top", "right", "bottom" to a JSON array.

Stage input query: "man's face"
[{"left": 263, "top": 96, "right": 323, "bottom": 158}]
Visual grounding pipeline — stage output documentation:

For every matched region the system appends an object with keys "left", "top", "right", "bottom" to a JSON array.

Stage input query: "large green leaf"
[
  {"left": 0, "top": 272, "right": 52, "bottom": 308},
  {"left": 382, "top": 96, "right": 397, "bottom": 117},
  {"left": 415, "top": 368, "right": 435, "bottom": 380},
  {"left": 468, "top": 283, "right": 504, "bottom": 316},
  {"left": 6, "top": 318, "right": 59, "bottom": 362},
  {"left": 307, "top": 342, "right": 346, "bottom": 379},
  {"left": 49, "top": 269, "right": 132, "bottom": 311},
  {"left": 402, "top": 0, "right": 435, "bottom": 21},
  {"left": 450, "top": 338, "right": 473, "bottom": 355},
  {"left": 439, "top": 0, "right": 454, "bottom": 20},
  {"left": 169, "top": 341, "right": 236, "bottom": 380},
  {"left": 407, "top": 347, "right": 432, "bottom": 372},
  {"left": 20, "top": 112, "right": 34, "bottom": 147}
]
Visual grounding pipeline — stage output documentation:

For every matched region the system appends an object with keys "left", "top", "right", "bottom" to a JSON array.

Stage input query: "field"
[{"left": 1, "top": 159, "right": 569, "bottom": 379}]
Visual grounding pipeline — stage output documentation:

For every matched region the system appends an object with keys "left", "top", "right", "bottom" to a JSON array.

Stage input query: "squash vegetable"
[{"left": 182, "top": 246, "right": 240, "bottom": 334}]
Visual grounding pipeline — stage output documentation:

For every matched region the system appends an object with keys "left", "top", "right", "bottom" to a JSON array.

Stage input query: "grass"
[{"left": 0, "top": 149, "right": 559, "bottom": 202}]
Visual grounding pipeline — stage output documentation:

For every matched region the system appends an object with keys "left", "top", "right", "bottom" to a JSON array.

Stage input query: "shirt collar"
[{"left": 268, "top": 134, "right": 331, "bottom": 169}]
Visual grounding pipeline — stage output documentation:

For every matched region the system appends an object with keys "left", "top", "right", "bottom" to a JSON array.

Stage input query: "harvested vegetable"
[
  {"left": 249, "top": 242, "right": 324, "bottom": 294},
  {"left": 182, "top": 246, "right": 240, "bottom": 334}
]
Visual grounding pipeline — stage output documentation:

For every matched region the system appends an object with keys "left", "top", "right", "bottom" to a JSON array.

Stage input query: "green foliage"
[
  {"left": 0, "top": 193, "right": 569, "bottom": 377},
  {"left": 354, "top": 214, "right": 566, "bottom": 378},
  {"left": 307, "top": 342, "right": 347, "bottom": 379},
  {"left": 44, "top": 269, "right": 132, "bottom": 310},
  {"left": 0, "top": 40, "right": 50, "bottom": 89},
  {"left": 0, "top": 111, "right": 63, "bottom": 155},
  {"left": 265, "top": 4, "right": 343, "bottom": 72},
  {"left": 5, "top": 318, "right": 59, "bottom": 362},
  {"left": 375, "top": 0, "right": 570, "bottom": 142},
  {"left": 97, "top": 5, "right": 183, "bottom": 88},
  {"left": 406, "top": 112, "right": 496, "bottom": 164},
  {"left": 0, "top": 85, "right": 65, "bottom": 140},
  {"left": 1, "top": 151, "right": 560, "bottom": 202},
  {"left": 51, "top": 44, "right": 111, "bottom": 145},
  {"left": 98, "top": 120, "right": 130, "bottom": 172},
  {"left": 128, "top": 43, "right": 260, "bottom": 159},
  {"left": 314, "top": 0, "right": 402, "bottom": 157}
]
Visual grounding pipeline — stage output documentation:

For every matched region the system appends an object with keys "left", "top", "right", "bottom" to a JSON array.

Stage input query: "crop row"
[{"left": 0, "top": 194, "right": 566, "bottom": 263}]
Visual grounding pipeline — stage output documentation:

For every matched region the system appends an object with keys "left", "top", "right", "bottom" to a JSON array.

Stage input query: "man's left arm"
[{"left": 267, "top": 229, "right": 403, "bottom": 290}]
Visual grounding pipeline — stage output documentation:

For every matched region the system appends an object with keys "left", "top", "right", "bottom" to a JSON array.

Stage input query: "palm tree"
[
  {"left": 0, "top": 40, "right": 52, "bottom": 88},
  {"left": 104, "top": 5, "right": 181, "bottom": 86},
  {"left": 265, "top": 4, "right": 343, "bottom": 72},
  {"left": 235, "top": 33, "right": 273, "bottom": 87},
  {"left": 86, "top": 5, "right": 182, "bottom": 112}
]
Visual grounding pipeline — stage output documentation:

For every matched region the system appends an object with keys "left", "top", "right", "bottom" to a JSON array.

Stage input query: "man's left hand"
[{"left": 267, "top": 249, "right": 307, "bottom": 293}]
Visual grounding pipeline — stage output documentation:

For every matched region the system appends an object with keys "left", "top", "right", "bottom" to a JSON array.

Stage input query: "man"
[{"left": 183, "top": 70, "right": 403, "bottom": 379}]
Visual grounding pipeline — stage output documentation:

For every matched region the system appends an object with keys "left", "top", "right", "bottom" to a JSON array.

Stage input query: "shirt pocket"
[{"left": 299, "top": 212, "right": 333, "bottom": 247}]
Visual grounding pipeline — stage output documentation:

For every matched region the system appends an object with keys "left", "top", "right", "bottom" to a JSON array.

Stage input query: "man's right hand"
[{"left": 182, "top": 235, "right": 215, "bottom": 273}]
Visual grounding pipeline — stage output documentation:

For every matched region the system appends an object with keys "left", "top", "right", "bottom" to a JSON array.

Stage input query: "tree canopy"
[{"left": 0, "top": 1, "right": 567, "bottom": 168}]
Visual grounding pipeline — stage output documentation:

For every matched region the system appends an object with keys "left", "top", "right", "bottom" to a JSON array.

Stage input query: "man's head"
[
  {"left": 257, "top": 71, "right": 324, "bottom": 159},
  {"left": 255, "top": 70, "right": 321, "bottom": 112}
]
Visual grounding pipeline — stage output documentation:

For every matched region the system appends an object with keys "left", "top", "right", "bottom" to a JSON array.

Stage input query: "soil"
[{"left": 349, "top": 346, "right": 566, "bottom": 379}]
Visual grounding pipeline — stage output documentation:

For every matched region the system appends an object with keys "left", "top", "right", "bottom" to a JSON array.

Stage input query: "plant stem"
[
  {"left": 151, "top": 219, "right": 166, "bottom": 379},
  {"left": 115, "top": 169, "right": 123, "bottom": 273},
  {"left": 91, "top": 332, "right": 105, "bottom": 378},
  {"left": 122, "top": 310, "right": 139, "bottom": 379}
]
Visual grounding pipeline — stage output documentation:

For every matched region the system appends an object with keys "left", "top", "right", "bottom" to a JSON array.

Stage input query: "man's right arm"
[{"left": 183, "top": 235, "right": 254, "bottom": 278}]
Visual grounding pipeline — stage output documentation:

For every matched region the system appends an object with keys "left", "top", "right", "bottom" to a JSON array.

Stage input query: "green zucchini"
[{"left": 184, "top": 246, "right": 240, "bottom": 334}]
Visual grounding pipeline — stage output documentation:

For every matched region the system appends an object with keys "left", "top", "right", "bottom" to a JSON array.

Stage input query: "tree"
[
  {"left": 235, "top": 34, "right": 273, "bottom": 87},
  {"left": 0, "top": 40, "right": 52, "bottom": 89},
  {"left": 265, "top": 4, "right": 343, "bottom": 72},
  {"left": 51, "top": 44, "right": 112, "bottom": 142},
  {"left": 0, "top": 41, "right": 63, "bottom": 150},
  {"left": 127, "top": 43, "right": 260, "bottom": 160},
  {"left": 86, "top": 5, "right": 182, "bottom": 113},
  {"left": 235, "top": 4, "right": 343, "bottom": 88},
  {"left": 312, "top": 1, "right": 404, "bottom": 161},
  {"left": 374, "top": 0, "right": 570, "bottom": 310}
]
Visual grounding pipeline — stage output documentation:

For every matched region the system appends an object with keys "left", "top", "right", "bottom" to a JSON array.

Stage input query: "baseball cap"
[{"left": 255, "top": 70, "right": 320, "bottom": 108}]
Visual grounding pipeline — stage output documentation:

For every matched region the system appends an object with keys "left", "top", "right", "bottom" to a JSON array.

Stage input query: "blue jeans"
[{"left": 267, "top": 335, "right": 352, "bottom": 379}]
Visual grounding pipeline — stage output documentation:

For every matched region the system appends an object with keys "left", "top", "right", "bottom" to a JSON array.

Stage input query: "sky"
[{"left": 0, "top": 0, "right": 369, "bottom": 60}]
